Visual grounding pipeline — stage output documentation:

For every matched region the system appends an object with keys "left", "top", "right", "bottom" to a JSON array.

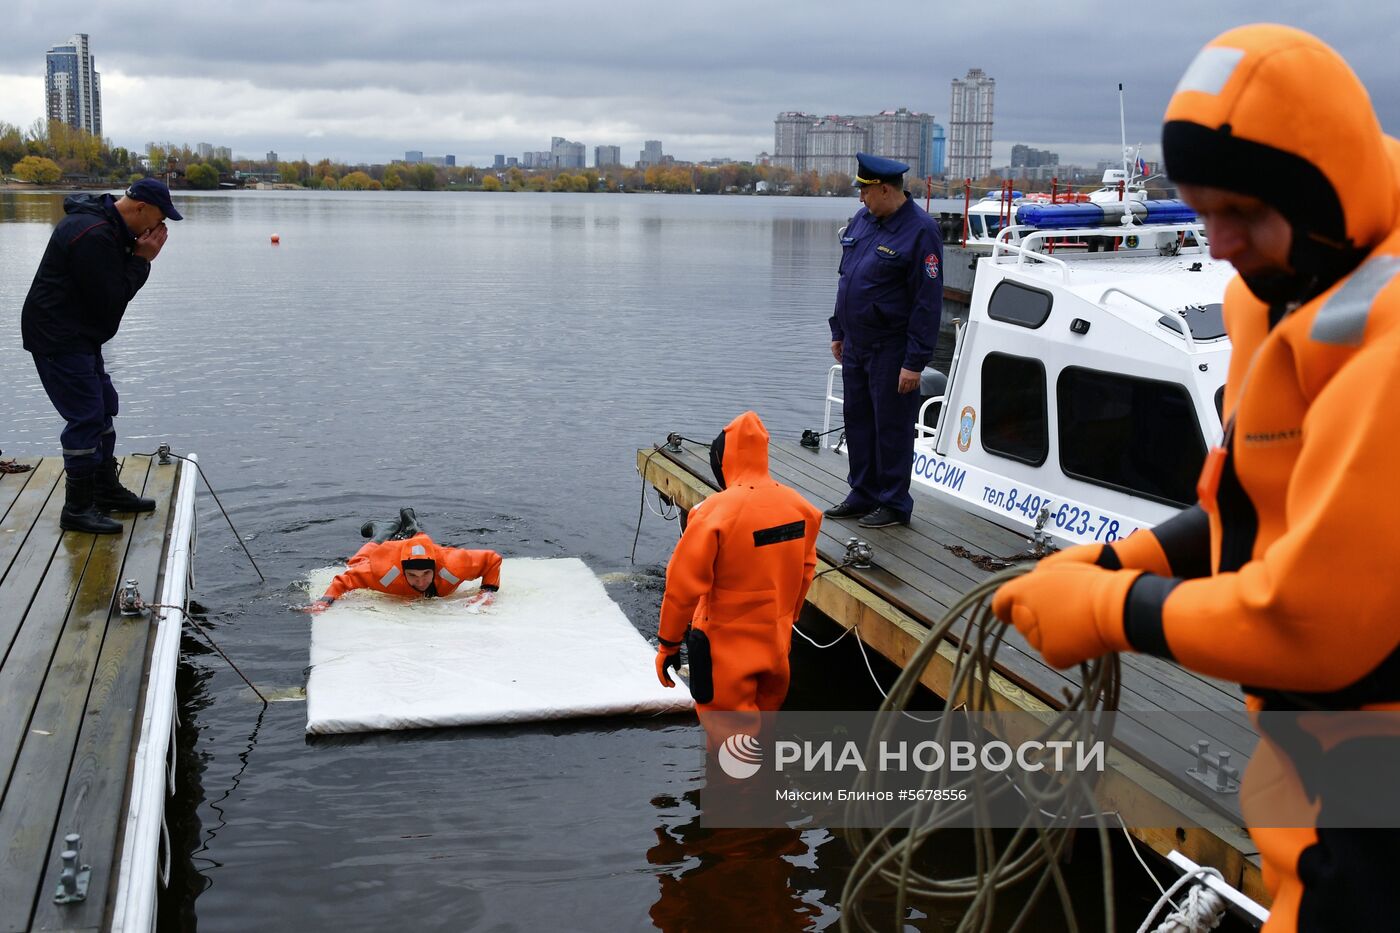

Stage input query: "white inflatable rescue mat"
[{"left": 306, "top": 557, "right": 694, "bottom": 734}]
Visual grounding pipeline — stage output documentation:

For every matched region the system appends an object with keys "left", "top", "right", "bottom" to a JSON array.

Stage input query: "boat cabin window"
[
  {"left": 980, "top": 353, "right": 1049, "bottom": 466},
  {"left": 987, "top": 281, "right": 1053, "bottom": 329},
  {"left": 1057, "top": 367, "right": 1206, "bottom": 507}
]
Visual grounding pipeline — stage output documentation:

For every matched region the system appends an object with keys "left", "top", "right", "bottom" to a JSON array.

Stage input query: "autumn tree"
[
  {"left": 14, "top": 155, "right": 63, "bottom": 184},
  {"left": 185, "top": 162, "right": 219, "bottom": 189},
  {"left": 413, "top": 163, "right": 440, "bottom": 190},
  {"left": 481, "top": 174, "right": 502, "bottom": 191},
  {"left": 339, "top": 170, "right": 374, "bottom": 190},
  {"left": 0, "top": 122, "right": 24, "bottom": 172}
]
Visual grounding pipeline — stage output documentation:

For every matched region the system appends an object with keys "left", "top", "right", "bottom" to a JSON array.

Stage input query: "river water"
[{"left": 0, "top": 190, "right": 1151, "bottom": 932}]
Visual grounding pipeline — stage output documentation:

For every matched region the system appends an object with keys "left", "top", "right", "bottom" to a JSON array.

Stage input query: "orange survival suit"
[
  {"left": 318, "top": 533, "right": 502, "bottom": 603},
  {"left": 655, "top": 411, "right": 821, "bottom": 717},
  {"left": 993, "top": 26, "right": 1400, "bottom": 932}
]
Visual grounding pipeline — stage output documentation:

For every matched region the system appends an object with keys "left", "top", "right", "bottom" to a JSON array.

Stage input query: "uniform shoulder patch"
[
  {"left": 753, "top": 520, "right": 806, "bottom": 547},
  {"left": 924, "top": 252, "right": 940, "bottom": 280}
]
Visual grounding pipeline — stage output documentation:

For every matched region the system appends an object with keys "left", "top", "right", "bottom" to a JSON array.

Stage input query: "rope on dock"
[{"left": 840, "top": 566, "right": 1125, "bottom": 933}]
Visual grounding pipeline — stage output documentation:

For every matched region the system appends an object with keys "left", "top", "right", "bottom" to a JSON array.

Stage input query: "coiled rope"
[{"left": 840, "top": 566, "right": 1124, "bottom": 933}]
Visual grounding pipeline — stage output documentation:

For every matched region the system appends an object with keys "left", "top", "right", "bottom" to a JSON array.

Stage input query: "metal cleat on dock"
[
  {"left": 1186, "top": 739, "right": 1240, "bottom": 794},
  {"left": 118, "top": 579, "right": 146, "bottom": 616},
  {"left": 53, "top": 833, "right": 91, "bottom": 904},
  {"left": 843, "top": 538, "right": 874, "bottom": 569}
]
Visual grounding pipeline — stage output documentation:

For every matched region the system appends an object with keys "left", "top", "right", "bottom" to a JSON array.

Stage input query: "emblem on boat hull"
[{"left": 957, "top": 406, "right": 976, "bottom": 452}]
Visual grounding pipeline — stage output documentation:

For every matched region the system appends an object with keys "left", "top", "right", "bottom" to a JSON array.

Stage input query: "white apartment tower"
[
  {"left": 948, "top": 68, "right": 995, "bottom": 180},
  {"left": 45, "top": 33, "right": 102, "bottom": 138}
]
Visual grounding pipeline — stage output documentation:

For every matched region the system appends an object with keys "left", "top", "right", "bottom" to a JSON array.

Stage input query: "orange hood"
[
  {"left": 1163, "top": 25, "right": 1398, "bottom": 290},
  {"left": 708, "top": 410, "right": 771, "bottom": 489},
  {"left": 391, "top": 533, "right": 440, "bottom": 567}
]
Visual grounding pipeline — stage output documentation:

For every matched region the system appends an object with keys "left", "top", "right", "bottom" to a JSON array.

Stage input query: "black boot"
[
  {"left": 94, "top": 458, "right": 155, "bottom": 513},
  {"left": 360, "top": 518, "right": 402, "bottom": 544},
  {"left": 61, "top": 472, "right": 123, "bottom": 535},
  {"left": 395, "top": 507, "right": 422, "bottom": 539},
  {"left": 359, "top": 507, "right": 424, "bottom": 544}
]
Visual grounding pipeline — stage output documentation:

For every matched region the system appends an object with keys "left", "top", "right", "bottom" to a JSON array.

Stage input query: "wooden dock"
[
  {"left": 638, "top": 439, "right": 1266, "bottom": 905},
  {"left": 0, "top": 455, "right": 195, "bottom": 933}
]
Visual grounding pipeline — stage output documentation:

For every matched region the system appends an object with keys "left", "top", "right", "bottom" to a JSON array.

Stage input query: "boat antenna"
[{"left": 1118, "top": 83, "right": 1129, "bottom": 183}]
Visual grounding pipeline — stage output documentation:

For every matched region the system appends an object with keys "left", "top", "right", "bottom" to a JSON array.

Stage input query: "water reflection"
[
  {"left": 0, "top": 191, "right": 69, "bottom": 225},
  {"left": 647, "top": 785, "right": 820, "bottom": 932}
]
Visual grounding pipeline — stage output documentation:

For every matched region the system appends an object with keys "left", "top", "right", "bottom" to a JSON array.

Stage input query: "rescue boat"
[{"left": 821, "top": 212, "right": 1231, "bottom": 547}]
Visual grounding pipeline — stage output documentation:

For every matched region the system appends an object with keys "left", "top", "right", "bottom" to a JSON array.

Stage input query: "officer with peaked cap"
[{"left": 825, "top": 153, "right": 944, "bottom": 528}]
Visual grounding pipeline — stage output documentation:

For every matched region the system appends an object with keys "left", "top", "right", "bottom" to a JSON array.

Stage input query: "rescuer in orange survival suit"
[
  {"left": 992, "top": 25, "right": 1400, "bottom": 932},
  {"left": 653, "top": 411, "right": 821, "bottom": 724},
  {"left": 306, "top": 508, "right": 502, "bottom": 612}
]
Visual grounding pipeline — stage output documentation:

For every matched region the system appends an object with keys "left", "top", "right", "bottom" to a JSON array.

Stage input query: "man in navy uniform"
[
  {"left": 825, "top": 153, "right": 943, "bottom": 528},
  {"left": 21, "top": 178, "right": 180, "bottom": 534}
]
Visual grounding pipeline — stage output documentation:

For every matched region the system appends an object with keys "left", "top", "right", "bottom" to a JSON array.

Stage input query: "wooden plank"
[
  {"left": 0, "top": 459, "right": 49, "bottom": 530},
  {"left": 33, "top": 458, "right": 176, "bottom": 933},
  {"left": 769, "top": 442, "right": 1023, "bottom": 556},
  {"left": 0, "top": 477, "right": 93, "bottom": 795},
  {"left": 0, "top": 458, "right": 142, "bottom": 933},
  {"left": 0, "top": 460, "right": 64, "bottom": 612}
]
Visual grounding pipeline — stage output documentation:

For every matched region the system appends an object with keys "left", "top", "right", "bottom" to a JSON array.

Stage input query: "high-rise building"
[
  {"left": 594, "top": 145, "right": 621, "bottom": 167},
  {"left": 404, "top": 150, "right": 423, "bottom": 163},
  {"left": 948, "top": 68, "right": 995, "bottom": 180},
  {"left": 639, "top": 140, "right": 663, "bottom": 168},
  {"left": 45, "top": 34, "right": 102, "bottom": 138},
  {"left": 806, "top": 120, "right": 866, "bottom": 177},
  {"left": 551, "top": 136, "right": 585, "bottom": 170},
  {"left": 869, "top": 109, "right": 936, "bottom": 179},
  {"left": 773, "top": 109, "right": 937, "bottom": 179},
  {"left": 196, "top": 142, "right": 213, "bottom": 159},
  {"left": 493, "top": 154, "right": 506, "bottom": 170},
  {"left": 266, "top": 150, "right": 279, "bottom": 164},
  {"left": 930, "top": 124, "right": 946, "bottom": 175},
  {"left": 773, "top": 112, "right": 815, "bottom": 173},
  {"left": 213, "top": 146, "right": 232, "bottom": 162},
  {"left": 1011, "top": 144, "right": 1058, "bottom": 169}
]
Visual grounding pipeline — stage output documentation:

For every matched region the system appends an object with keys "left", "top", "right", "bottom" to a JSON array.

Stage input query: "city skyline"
[{"left": 2, "top": 2, "right": 1394, "bottom": 169}]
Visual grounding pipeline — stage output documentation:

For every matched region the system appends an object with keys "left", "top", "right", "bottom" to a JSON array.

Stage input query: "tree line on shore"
[{"left": 4, "top": 119, "right": 1122, "bottom": 200}]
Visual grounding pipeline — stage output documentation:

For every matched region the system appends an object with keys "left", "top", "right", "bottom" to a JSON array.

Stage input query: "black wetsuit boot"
[
  {"left": 360, "top": 508, "right": 424, "bottom": 544},
  {"left": 61, "top": 472, "right": 123, "bottom": 534}
]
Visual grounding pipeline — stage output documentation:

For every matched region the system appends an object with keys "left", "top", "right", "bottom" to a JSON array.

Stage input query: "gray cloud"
[{"left": 3, "top": 0, "right": 1395, "bottom": 166}]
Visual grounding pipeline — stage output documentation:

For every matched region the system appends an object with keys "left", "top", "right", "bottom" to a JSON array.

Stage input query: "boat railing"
[
  {"left": 823, "top": 364, "right": 841, "bottom": 440},
  {"left": 822, "top": 364, "right": 944, "bottom": 449},
  {"left": 990, "top": 233, "right": 1073, "bottom": 282},
  {"left": 989, "top": 222, "right": 1208, "bottom": 283},
  {"left": 917, "top": 396, "right": 943, "bottom": 443},
  {"left": 1096, "top": 285, "right": 1199, "bottom": 351}
]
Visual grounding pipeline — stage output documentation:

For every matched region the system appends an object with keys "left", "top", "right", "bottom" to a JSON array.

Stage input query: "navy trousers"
[
  {"left": 32, "top": 352, "right": 117, "bottom": 477},
  {"left": 840, "top": 341, "right": 919, "bottom": 518}
]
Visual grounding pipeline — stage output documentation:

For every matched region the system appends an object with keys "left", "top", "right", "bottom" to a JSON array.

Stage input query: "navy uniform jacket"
[
  {"left": 829, "top": 195, "right": 943, "bottom": 371},
  {"left": 21, "top": 194, "right": 150, "bottom": 356}
]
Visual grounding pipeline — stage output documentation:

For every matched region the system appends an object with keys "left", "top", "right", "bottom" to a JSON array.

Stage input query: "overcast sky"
[{"left": 1, "top": 1, "right": 1394, "bottom": 169}]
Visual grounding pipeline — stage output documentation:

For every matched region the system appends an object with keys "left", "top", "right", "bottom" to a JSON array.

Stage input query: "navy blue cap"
[
  {"left": 124, "top": 178, "right": 183, "bottom": 221},
  {"left": 854, "top": 152, "right": 909, "bottom": 186}
]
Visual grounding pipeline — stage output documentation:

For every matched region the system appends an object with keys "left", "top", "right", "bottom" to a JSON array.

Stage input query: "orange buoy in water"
[{"left": 270, "top": 234, "right": 280, "bottom": 245}]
